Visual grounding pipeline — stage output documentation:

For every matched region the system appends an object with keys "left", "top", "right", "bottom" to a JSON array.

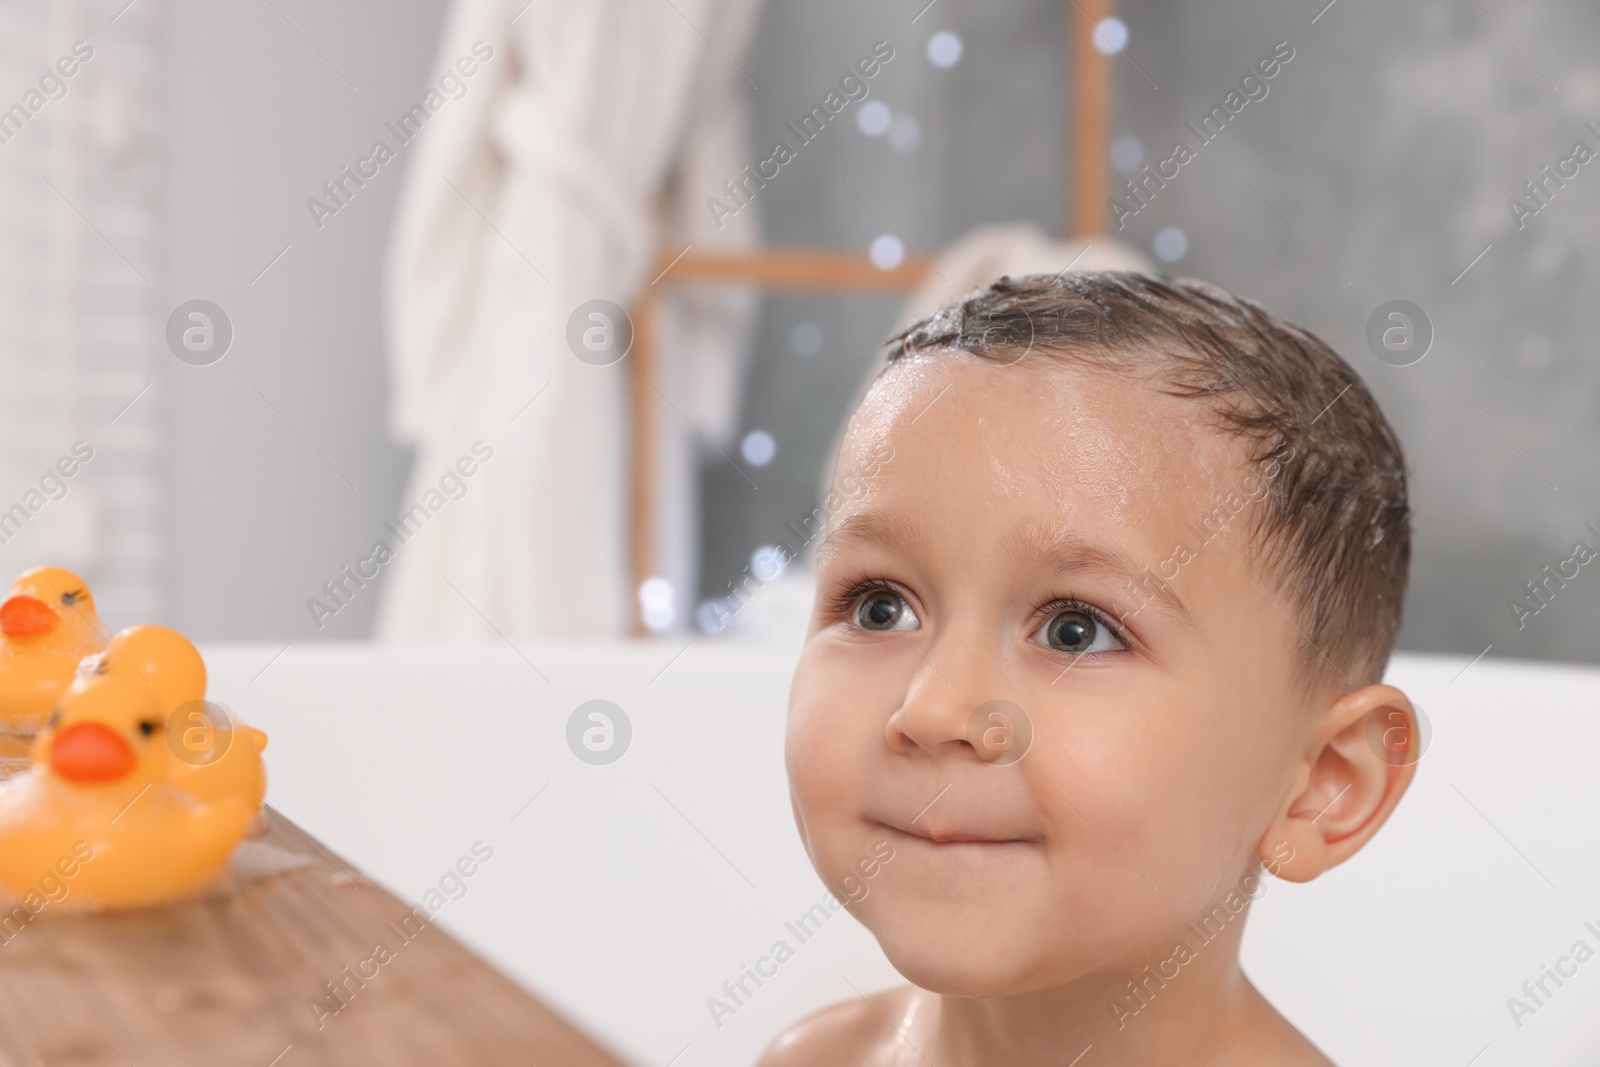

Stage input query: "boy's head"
[{"left": 785, "top": 271, "right": 1419, "bottom": 997}]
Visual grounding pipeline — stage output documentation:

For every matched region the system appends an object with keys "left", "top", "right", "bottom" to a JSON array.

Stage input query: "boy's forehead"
[{"left": 834, "top": 352, "right": 1244, "bottom": 529}]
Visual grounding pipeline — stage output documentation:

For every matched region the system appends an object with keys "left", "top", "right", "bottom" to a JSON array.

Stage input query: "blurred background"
[
  {"left": 5, "top": 4, "right": 1600, "bottom": 1067},
  {"left": 1, "top": 0, "right": 1596, "bottom": 654}
]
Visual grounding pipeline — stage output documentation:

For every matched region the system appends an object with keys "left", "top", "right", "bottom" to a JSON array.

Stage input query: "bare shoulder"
[{"left": 755, "top": 985, "right": 921, "bottom": 1067}]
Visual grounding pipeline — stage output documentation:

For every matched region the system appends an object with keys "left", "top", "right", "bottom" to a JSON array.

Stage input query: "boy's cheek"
[
  {"left": 789, "top": 649, "right": 904, "bottom": 773},
  {"left": 785, "top": 723, "right": 859, "bottom": 817},
  {"left": 789, "top": 639, "right": 875, "bottom": 733},
  {"left": 787, "top": 703, "right": 882, "bottom": 864},
  {"left": 784, "top": 703, "right": 847, "bottom": 811}
]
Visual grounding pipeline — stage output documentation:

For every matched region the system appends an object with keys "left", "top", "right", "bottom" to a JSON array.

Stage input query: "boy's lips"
[{"left": 878, "top": 817, "right": 1039, "bottom": 846}]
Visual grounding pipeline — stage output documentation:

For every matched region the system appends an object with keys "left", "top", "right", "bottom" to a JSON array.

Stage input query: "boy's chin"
[
  {"left": 869, "top": 920, "right": 1063, "bottom": 997},
  {"left": 877, "top": 940, "right": 1050, "bottom": 997}
]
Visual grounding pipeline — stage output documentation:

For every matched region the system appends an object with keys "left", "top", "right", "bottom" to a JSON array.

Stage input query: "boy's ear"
[{"left": 1258, "top": 684, "right": 1420, "bottom": 884}]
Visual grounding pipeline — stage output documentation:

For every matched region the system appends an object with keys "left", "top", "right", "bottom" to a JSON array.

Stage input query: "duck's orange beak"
[
  {"left": 1, "top": 595, "right": 58, "bottom": 636},
  {"left": 50, "top": 722, "right": 136, "bottom": 783}
]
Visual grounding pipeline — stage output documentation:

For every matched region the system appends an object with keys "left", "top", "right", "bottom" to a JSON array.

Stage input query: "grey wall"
[
  {"left": 708, "top": 0, "right": 1600, "bottom": 667},
  {"left": 165, "top": 0, "right": 443, "bottom": 639},
  {"left": 157, "top": 0, "right": 1600, "bottom": 667}
]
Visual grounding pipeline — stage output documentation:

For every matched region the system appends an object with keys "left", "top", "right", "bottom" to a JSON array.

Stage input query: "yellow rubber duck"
[
  {"left": 0, "top": 630, "right": 255, "bottom": 910},
  {"left": 97, "top": 625, "right": 268, "bottom": 813},
  {"left": 0, "top": 566, "right": 107, "bottom": 736}
]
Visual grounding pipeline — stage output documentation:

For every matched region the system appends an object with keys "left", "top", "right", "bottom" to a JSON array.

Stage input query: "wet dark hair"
[{"left": 883, "top": 271, "right": 1410, "bottom": 694}]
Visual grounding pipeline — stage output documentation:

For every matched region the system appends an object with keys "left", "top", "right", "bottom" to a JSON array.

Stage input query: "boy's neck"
[{"left": 916, "top": 918, "right": 1277, "bottom": 1067}]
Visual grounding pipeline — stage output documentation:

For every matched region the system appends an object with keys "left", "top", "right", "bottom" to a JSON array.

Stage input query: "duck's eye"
[
  {"left": 852, "top": 589, "right": 918, "bottom": 632},
  {"left": 45, "top": 709, "right": 60, "bottom": 730},
  {"left": 137, "top": 720, "right": 159, "bottom": 737},
  {"left": 60, "top": 590, "right": 81, "bottom": 606},
  {"left": 1034, "top": 608, "right": 1125, "bottom": 655}
]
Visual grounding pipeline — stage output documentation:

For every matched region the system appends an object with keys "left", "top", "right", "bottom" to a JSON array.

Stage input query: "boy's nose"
[{"left": 887, "top": 635, "right": 1014, "bottom": 762}]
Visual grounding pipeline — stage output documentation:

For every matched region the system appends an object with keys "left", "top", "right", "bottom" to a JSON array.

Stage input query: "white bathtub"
[{"left": 203, "top": 642, "right": 1600, "bottom": 1067}]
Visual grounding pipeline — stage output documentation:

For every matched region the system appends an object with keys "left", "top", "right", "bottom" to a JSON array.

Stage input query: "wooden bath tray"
[{"left": 0, "top": 805, "right": 626, "bottom": 1067}]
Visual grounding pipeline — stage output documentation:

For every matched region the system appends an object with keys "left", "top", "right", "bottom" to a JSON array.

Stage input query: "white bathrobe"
[{"left": 377, "top": 0, "right": 764, "bottom": 641}]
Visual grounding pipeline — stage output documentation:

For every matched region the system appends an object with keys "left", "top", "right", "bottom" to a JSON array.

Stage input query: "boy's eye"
[
  {"left": 1035, "top": 609, "right": 1125, "bottom": 655},
  {"left": 852, "top": 589, "right": 918, "bottom": 632}
]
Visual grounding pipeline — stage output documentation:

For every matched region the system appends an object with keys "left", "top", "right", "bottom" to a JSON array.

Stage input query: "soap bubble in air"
[
  {"left": 751, "top": 545, "right": 789, "bottom": 581},
  {"left": 927, "top": 31, "right": 963, "bottom": 69},
  {"left": 870, "top": 235, "right": 905, "bottom": 270},
  {"left": 856, "top": 100, "right": 892, "bottom": 137},
  {"left": 1110, "top": 134, "right": 1143, "bottom": 171},
  {"left": 1153, "top": 226, "right": 1189, "bottom": 263},
  {"left": 741, "top": 430, "right": 777, "bottom": 467},
  {"left": 1093, "top": 18, "right": 1129, "bottom": 55},
  {"left": 639, "top": 577, "right": 674, "bottom": 631},
  {"left": 790, "top": 321, "right": 823, "bottom": 356}
]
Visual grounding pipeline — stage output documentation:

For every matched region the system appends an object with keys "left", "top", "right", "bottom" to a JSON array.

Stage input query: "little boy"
[{"left": 763, "top": 272, "right": 1418, "bottom": 1066}]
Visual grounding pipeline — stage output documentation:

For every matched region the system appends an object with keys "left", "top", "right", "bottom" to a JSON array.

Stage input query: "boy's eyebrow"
[
  {"left": 821, "top": 510, "right": 1198, "bottom": 631},
  {"left": 817, "top": 510, "right": 931, "bottom": 564},
  {"left": 1008, "top": 524, "right": 1198, "bottom": 631}
]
